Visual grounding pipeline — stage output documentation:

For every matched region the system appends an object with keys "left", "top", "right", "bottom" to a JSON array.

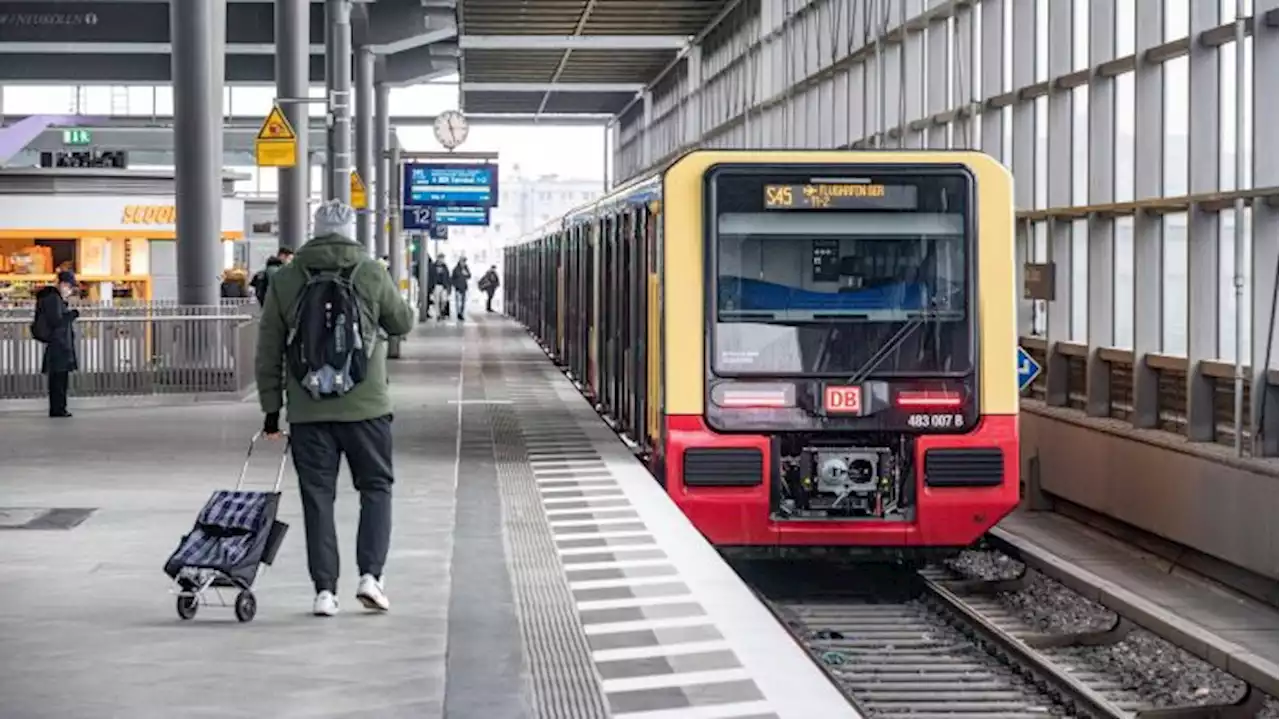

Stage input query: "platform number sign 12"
[{"left": 1016, "top": 345, "right": 1042, "bottom": 393}]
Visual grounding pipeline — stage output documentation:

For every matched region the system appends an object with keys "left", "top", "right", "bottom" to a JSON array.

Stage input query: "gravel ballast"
[{"left": 948, "top": 549, "right": 1275, "bottom": 718}]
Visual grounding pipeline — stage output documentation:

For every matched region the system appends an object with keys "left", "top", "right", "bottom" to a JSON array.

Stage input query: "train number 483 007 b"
[{"left": 906, "top": 413, "right": 966, "bottom": 429}]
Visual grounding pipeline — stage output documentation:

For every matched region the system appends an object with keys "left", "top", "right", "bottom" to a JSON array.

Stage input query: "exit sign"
[{"left": 62, "top": 129, "right": 92, "bottom": 146}]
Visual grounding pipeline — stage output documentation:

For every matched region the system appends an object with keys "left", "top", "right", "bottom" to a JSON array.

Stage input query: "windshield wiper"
[{"left": 844, "top": 306, "right": 940, "bottom": 386}]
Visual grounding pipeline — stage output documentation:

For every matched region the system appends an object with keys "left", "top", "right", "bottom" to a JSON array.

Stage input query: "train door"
[
  {"left": 631, "top": 205, "right": 648, "bottom": 448},
  {"left": 588, "top": 221, "right": 600, "bottom": 400}
]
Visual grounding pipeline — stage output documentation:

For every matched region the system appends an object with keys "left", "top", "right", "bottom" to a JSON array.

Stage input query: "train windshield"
[{"left": 710, "top": 169, "right": 973, "bottom": 377}]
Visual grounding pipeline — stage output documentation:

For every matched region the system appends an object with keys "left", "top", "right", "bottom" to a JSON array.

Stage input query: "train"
[{"left": 504, "top": 150, "right": 1019, "bottom": 558}]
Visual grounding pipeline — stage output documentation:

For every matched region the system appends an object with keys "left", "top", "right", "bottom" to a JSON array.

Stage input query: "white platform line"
[
  {"left": 562, "top": 558, "right": 670, "bottom": 573},
  {"left": 540, "top": 494, "right": 628, "bottom": 505},
  {"left": 544, "top": 506, "right": 635, "bottom": 518},
  {"left": 582, "top": 616, "right": 713, "bottom": 635},
  {"left": 575, "top": 593, "right": 692, "bottom": 610},
  {"left": 602, "top": 668, "right": 754, "bottom": 694},
  {"left": 537, "top": 479, "right": 618, "bottom": 489},
  {"left": 554, "top": 529, "right": 654, "bottom": 541},
  {"left": 591, "top": 640, "right": 733, "bottom": 663},
  {"left": 539, "top": 486, "right": 621, "bottom": 496},
  {"left": 549, "top": 517, "right": 643, "bottom": 529},
  {"left": 568, "top": 575, "right": 682, "bottom": 591},
  {"left": 557, "top": 542, "right": 659, "bottom": 557},
  {"left": 611, "top": 700, "right": 777, "bottom": 719}
]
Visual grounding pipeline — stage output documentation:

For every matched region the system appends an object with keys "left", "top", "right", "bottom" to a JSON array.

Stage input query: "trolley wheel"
[
  {"left": 234, "top": 591, "right": 257, "bottom": 623},
  {"left": 176, "top": 594, "right": 199, "bottom": 620}
]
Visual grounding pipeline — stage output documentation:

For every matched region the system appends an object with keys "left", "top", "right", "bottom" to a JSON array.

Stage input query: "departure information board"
[
  {"left": 763, "top": 183, "right": 918, "bottom": 210},
  {"left": 402, "top": 163, "right": 499, "bottom": 207}
]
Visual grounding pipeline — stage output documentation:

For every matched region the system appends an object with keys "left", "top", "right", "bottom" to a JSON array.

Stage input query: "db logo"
[{"left": 823, "top": 386, "right": 862, "bottom": 414}]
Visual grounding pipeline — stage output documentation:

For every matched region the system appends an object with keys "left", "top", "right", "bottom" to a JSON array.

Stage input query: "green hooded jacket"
[{"left": 256, "top": 233, "right": 415, "bottom": 424}]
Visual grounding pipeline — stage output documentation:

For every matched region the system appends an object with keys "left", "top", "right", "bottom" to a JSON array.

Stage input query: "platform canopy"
[{"left": 457, "top": 0, "right": 737, "bottom": 116}]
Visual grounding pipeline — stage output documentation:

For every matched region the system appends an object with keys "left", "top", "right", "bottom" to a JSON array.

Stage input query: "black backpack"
[
  {"left": 30, "top": 300, "right": 53, "bottom": 344},
  {"left": 286, "top": 264, "right": 369, "bottom": 399}
]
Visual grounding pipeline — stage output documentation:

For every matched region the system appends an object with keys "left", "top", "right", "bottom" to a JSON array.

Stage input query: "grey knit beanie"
[{"left": 313, "top": 199, "right": 356, "bottom": 240}]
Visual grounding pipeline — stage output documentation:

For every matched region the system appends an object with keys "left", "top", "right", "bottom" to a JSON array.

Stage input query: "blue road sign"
[{"left": 1017, "top": 345, "right": 1041, "bottom": 392}]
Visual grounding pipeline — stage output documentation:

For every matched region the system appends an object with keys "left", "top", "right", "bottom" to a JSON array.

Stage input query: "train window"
[{"left": 708, "top": 168, "right": 973, "bottom": 378}]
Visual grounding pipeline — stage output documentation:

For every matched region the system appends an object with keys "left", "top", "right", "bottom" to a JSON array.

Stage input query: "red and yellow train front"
[{"left": 657, "top": 150, "right": 1019, "bottom": 552}]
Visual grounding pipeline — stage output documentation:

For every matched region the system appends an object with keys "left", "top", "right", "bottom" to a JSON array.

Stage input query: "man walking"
[
  {"left": 31, "top": 270, "right": 79, "bottom": 418},
  {"left": 256, "top": 201, "right": 414, "bottom": 617},
  {"left": 451, "top": 255, "right": 472, "bottom": 321},
  {"left": 249, "top": 248, "right": 294, "bottom": 307},
  {"left": 478, "top": 265, "right": 500, "bottom": 313}
]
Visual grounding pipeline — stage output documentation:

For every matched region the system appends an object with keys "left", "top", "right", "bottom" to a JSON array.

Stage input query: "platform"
[
  {"left": 992, "top": 511, "right": 1279, "bottom": 696},
  {"left": 0, "top": 315, "right": 857, "bottom": 719}
]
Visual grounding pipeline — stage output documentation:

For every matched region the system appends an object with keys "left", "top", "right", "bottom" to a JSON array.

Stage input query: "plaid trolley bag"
[{"left": 164, "top": 431, "right": 291, "bottom": 623}]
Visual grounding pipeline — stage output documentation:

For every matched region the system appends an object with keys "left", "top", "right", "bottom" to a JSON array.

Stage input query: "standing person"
[
  {"left": 451, "top": 255, "right": 471, "bottom": 321},
  {"left": 31, "top": 270, "right": 79, "bottom": 418},
  {"left": 478, "top": 265, "right": 500, "bottom": 313},
  {"left": 429, "top": 253, "right": 451, "bottom": 321},
  {"left": 250, "top": 247, "right": 293, "bottom": 307},
  {"left": 255, "top": 201, "right": 414, "bottom": 617}
]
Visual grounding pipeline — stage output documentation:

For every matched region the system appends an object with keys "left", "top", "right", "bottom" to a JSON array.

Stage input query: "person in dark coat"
[
  {"left": 429, "top": 254, "right": 451, "bottom": 321},
  {"left": 478, "top": 265, "right": 500, "bottom": 313},
  {"left": 450, "top": 256, "right": 471, "bottom": 321},
  {"left": 33, "top": 270, "right": 80, "bottom": 418}
]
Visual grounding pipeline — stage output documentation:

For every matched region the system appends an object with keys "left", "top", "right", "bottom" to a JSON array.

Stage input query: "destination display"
[
  {"left": 763, "top": 183, "right": 918, "bottom": 210},
  {"left": 402, "top": 206, "right": 490, "bottom": 232},
  {"left": 402, "top": 163, "right": 499, "bottom": 207}
]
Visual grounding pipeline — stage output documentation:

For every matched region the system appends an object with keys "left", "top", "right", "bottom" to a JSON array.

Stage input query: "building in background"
[{"left": 443, "top": 166, "right": 602, "bottom": 268}]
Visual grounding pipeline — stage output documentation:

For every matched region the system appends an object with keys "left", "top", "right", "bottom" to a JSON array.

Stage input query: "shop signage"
[{"left": 121, "top": 205, "right": 177, "bottom": 225}]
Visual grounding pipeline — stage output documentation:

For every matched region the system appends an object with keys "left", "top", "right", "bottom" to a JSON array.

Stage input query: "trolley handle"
[{"left": 236, "top": 430, "right": 292, "bottom": 493}]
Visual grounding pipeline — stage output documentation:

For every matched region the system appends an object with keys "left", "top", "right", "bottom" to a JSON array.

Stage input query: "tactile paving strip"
[
  {"left": 484, "top": 355, "right": 612, "bottom": 719},
  {"left": 479, "top": 326, "right": 781, "bottom": 719}
]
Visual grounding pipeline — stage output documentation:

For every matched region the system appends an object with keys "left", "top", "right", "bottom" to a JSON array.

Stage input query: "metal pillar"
[
  {"left": 374, "top": 81, "right": 390, "bottom": 259},
  {"left": 388, "top": 140, "right": 404, "bottom": 287},
  {"left": 354, "top": 45, "right": 374, "bottom": 254},
  {"left": 275, "top": 0, "right": 309, "bottom": 249},
  {"left": 387, "top": 137, "right": 404, "bottom": 359},
  {"left": 170, "top": 0, "right": 224, "bottom": 306},
  {"left": 325, "top": 0, "right": 352, "bottom": 205}
]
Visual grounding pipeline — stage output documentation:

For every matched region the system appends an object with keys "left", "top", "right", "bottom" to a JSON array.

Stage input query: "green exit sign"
[{"left": 62, "top": 129, "right": 92, "bottom": 146}]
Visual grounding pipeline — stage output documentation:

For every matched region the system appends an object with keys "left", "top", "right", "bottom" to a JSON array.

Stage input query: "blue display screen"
[
  {"left": 433, "top": 206, "right": 490, "bottom": 225},
  {"left": 402, "top": 163, "right": 499, "bottom": 207},
  {"left": 402, "top": 206, "right": 490, "bottom": 230}
]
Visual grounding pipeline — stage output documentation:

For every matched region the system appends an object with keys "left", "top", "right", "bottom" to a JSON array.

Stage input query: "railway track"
[{"left": 737, "top": 560, "right": 1141, "bottom": 719}]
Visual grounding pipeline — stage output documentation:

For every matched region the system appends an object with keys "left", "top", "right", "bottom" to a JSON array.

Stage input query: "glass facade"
[{"left": 610, "top": 0, "right": 1277, "bottom": 452}]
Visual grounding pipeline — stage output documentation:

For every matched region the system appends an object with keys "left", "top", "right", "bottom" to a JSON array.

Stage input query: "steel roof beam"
[
  {"left": 3, "top": 113, "right": 611, "bottom": 133},
  {"left": 459, "top": 35, "right": 688, "bottom": 50},
  {"left": 464, "top": 82, "right": 642, "bottom": 93}
]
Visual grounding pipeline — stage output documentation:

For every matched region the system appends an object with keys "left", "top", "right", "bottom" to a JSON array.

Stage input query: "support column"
[
  {"left": 1085, "top": 0, "right": 1117, "bottom": 417},
  {"left": 1011, "top": 0, "right": 1036, "bottom": 336},
  {"left": 170, "top": 0, "right": 225, "bottom": 306},
  {"left": 354, "top": 45, "right": 374, "bottom": 254},
  {"left": 275, "top": 0, "right": 309, "bottom": 250},
  {"left": 388, "top": 139, "right": 404, "bottom": 288},
  {"left": 1184, "top": 0, "right": 1223, "bottom": 441},
  {"left": 374, "top": 81, "right": 390, "bottom": 259},
  {"left": 683, "top": 45, "right": 703, "bottom": 147},
  {"left": 1250, "top": 0, "right": 1280, "bottom": 456},
  {"left": 325, "top": 0, "right": 352, "bottom": 204},
  {"left": 1043, "top": 0, "right": 1073, "bottom": 407},
  {"left": 640, "top": 91, "right": 653, "bottom": 171},
  {"left": 387, "top": 137, "right": 404, "bottom": 359},
  {"left": 1130, "top": 0, "right": 1165, "bottom": 429},
  {"left": 979, "top": 0, "right": 1005, "bottom": 162}
]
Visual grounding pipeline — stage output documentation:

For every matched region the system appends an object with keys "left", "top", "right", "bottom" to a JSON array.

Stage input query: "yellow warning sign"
[
  {"left": 254, "top": 104, "right": 297, "bottom": 168},
  {"left": 350, "top": 170, "right": 368, "bottom": 210}
]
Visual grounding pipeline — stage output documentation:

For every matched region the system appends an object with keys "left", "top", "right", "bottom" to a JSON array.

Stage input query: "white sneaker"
[
  {"left": 313, "top": 590, "right": 339, "bottom": 617},
  {"left": 355, "top": 574, "right": 390, "bottom": 612}
]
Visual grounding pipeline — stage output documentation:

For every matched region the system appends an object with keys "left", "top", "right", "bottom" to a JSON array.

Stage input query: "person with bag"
[
  {"left": 250, "top": 248, "right": 294, "bottom": 307},
  {"left": 31, "top": 271, "right": 80, "bottom": 418},
  {"left": 478, "top": 265, "right": 500, "bottom": 313},
  {"left": 450, "top": 255, "right": 472, "bottom": 321},
  {"left": 255, "top": 201, "right": 414, "bottom": 617}
]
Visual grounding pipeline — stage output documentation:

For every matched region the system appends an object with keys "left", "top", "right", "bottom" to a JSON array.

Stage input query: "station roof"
[
  {"left": 0, "top": 0, "right": 457, "bottom": 86},
  {"left": 456, "top": 0, "right": 736, "bottom": 116}
]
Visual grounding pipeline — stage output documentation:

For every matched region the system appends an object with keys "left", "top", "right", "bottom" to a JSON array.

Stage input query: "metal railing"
[{"left": 0, "top": 306, "right": 258, "bottom": 400}]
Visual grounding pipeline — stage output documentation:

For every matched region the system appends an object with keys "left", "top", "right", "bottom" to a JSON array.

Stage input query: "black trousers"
[
  {"left": 485, "top": 290, "right": 495, "bottom": 312},
  {"left": 289, "top": 415, "right": 395, "bottom": 594},
  {"left": 48, "top": 371, "right": 69, "bottom": 416}
]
